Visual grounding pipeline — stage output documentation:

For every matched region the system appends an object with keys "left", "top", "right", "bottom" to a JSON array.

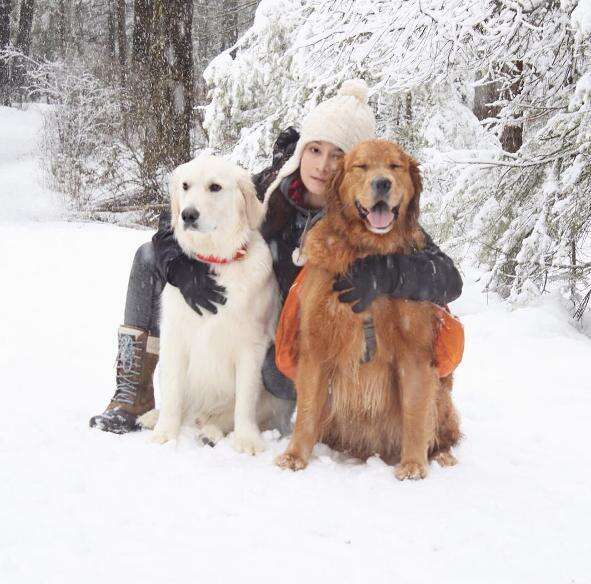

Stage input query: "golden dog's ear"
[
  {"left": 238, "top": 169, "right": 264, "bottom": 230},
  {"left": 169, "top": 166, "right": 181, "bottom": 228},
  {"left": 326, "top": 156, "right": 346, "bottom": 212},
  {"left": 407, "top": 157, "right": 422, "bottom": 224}
]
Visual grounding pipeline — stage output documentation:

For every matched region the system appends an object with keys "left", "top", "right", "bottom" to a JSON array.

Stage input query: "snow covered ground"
[{"left": 1, "top": 106, "right": 591, "bottom": 584}]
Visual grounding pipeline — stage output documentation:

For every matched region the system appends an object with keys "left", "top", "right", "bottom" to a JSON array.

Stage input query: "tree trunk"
[
  {"left": 117, "top": 0, "right": 127, "bottom": 84},
  {"left": 473, "top": 62, "right": 524, "bottom": 154},
  {"left": 15, "top": 0, "right": 34, "bottom": 55},
  {"left": 144, "top": 0, "right": 194, "bottom": 175},
  {"left": 57, "top": 0, "right": 70, "bottom": 57},
  {"left": 128, "top": 0, "right": 153, "bottom": 182},
  {"left": 194, "top": 0, "right": 208, "bottom": 102},
  {"left": 498, "top": 124, "right": 523, "bottom": 154},
  {"left": 132, "top": 0, "right": 153, "bottom": 67},
  {"left": 224, "top": 0, "right": 238, "bottom": 51},
  {"left": 0, "top": 0, "right": 11, "bottom": 105},
  {"left": 10, "top": 0, "right": 35, "bottom": 99},
  {"left": 171, "top": 0, "right": 194, "bottom": 164},
  {"left": 193, "top": 0, "right": 208, "bottom": 142},
  {"left": 107, "top": 1, "right": 116, "bottom": 63}
]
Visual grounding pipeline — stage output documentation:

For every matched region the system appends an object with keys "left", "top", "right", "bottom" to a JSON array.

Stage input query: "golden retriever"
[{"left": 275, "top": 139, "right": 461, "bottom": 480}]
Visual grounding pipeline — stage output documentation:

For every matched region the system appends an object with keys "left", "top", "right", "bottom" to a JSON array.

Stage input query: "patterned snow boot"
[{"left": 89, "top": 325, "right": 158, "bottom": 434}]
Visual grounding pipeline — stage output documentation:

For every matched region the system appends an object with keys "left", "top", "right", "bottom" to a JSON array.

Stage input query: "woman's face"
[{"left": 300, "top": 141, "right": 344, "bottom": 208}]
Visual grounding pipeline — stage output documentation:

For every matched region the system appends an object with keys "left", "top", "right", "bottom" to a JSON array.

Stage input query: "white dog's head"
[{"left": 170, "top": 155, "right": 264, "bottom": 259}]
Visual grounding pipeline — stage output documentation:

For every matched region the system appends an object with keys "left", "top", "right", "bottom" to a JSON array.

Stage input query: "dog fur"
[
  {"left": 140, "top": 155, "right": 293, "bottom": 453},
  {"left": 275, "top": 140, "right": 461, "bottom": 479}
]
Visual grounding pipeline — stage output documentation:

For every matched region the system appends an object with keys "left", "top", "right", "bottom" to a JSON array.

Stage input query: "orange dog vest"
[{"left": 275, "top": 265, "right": 465, "bottom": 381}]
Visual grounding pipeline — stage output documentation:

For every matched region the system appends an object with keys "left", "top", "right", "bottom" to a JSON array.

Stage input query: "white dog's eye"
[
  {"left": 182, "top": 181, "right": 189, "bottom": 191},
  {"left": 209, "top": 183, "right": 222, "bottom": 193}
]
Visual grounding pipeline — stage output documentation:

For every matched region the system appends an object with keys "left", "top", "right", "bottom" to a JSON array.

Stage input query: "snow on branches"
[
  {"left": 203, "top": 0, "right": 591, "bottom": 317},
  {"left": 440, "top": 1, "right": 591, "bottom": 311}
]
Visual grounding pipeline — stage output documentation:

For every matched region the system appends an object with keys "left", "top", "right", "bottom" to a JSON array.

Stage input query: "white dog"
[{"left": 140, "top": 155, "right": 292, "bottom": 454}]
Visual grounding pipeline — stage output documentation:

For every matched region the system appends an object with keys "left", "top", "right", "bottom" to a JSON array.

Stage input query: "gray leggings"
[{"left": 123, "top": 242, "right": 165, "bottom": 337}]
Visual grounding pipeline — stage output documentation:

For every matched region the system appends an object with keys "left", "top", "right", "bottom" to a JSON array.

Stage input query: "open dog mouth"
[{"left": 355, "top": 200, "right": 399, "bottom": 233}]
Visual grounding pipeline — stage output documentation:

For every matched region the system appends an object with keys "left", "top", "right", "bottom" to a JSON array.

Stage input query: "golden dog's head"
[{"left": 327, "top": 139, "right": 422, "bottom": 241}]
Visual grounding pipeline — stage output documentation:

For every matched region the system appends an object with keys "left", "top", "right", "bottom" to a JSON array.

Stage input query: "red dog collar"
[{"left": 195, "top": 245, "right": 247, "bottom": 265}]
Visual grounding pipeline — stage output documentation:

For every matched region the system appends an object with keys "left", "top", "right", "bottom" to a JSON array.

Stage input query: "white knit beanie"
[{"left": 263, "top": 78, "right": 376, "bottom": 206}]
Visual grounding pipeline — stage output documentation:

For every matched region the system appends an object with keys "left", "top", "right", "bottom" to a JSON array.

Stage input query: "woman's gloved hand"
[
  {"left": 333, "top": 233, "right": 463, "bottom": 312},
  {"left": 333, "top": 255, "right": 401, "bottom": 313},
  {"left": 152, "top": 221, "right": 227, "bottom": 316}
]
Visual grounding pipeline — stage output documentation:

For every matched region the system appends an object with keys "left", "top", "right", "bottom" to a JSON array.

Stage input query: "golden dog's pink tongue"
[{"left": 367, "top": 206, "right": 393, "bottom": 229}]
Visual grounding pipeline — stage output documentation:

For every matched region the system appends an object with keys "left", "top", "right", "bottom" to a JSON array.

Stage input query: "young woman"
[{"left": 89, "top": 79, "right": 462, "bottom": 434}]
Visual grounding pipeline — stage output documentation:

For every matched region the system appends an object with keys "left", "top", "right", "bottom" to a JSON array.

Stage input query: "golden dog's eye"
[
  {"left": 389, "top": 164, "right": 401, "bottom": 170},
  {"left": 182, "top": 181, "right": 189, "bottom": 191},
  {"left": 209, "top": 183, "right": 222, "bottom": 192}
]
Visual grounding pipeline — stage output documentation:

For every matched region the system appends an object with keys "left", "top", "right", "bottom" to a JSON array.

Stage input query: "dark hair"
[{"left": 260, "top": 172, "right": 300, "bottom": 240}]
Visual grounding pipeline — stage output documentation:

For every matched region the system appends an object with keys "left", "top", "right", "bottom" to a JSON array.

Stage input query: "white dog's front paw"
[
  {"left": 232, "top": 429, "right": 266, "bottom": 455},
  {"left": 138, "top": 409, "right": 159, "bottom": 430},
  {"left": 150, "top": 425, "right": 179, "bottom": 444},
  {"left": 198, "top": 424, "right": 225, "bottom": 447}
]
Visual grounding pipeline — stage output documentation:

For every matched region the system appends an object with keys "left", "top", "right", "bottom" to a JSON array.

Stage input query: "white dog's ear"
[
  {"left": 237, "top": 170, "right": 264, "bottom": 230},
  {"left": 169, "top": 166, "right": 181, "bottom": 228}
]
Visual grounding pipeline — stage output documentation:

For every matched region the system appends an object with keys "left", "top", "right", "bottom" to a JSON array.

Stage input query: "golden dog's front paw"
[
  {"left": 433, "top": 450, "right": 458, "bottom": 468},
  {"left": 395, "top": 460, "right": 428, "bottom": 481},
  {"left": 275, "top": 451, "right": 308, "bottom": 471}
]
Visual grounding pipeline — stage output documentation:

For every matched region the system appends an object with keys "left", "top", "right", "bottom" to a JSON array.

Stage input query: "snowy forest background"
[{"left": 1, "top": 0, "right": 591, "bottom": 322}]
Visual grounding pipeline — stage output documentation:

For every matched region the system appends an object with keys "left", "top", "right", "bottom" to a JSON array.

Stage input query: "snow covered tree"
[
  {"left": 203, "top": 0, "right": 308, "bottom": 169},
  {"left": 202, "top": 0, "right": 591, "bottom": 317},
  {"left": 437, "top": 1, "right": 591, "bottom": 314}
]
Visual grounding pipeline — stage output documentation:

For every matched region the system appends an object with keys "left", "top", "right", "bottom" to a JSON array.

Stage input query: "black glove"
[
  {"left": 152, "top": 219, "right": 227, "bottom": 316},
  {"left": 152, "top": 211, "right": 181, "bottom": 280},
  {"left": 333, "top": 255, "right": 401, "bottom": 313},
  {"left": 253, "top": 127, "right": 301, "bottom": 202},
  {"left": 272, "top": 126, "right": 300, "bottom": 168},
  {"left": 333, "top": 234, "right": 463, "bottom": 312}
]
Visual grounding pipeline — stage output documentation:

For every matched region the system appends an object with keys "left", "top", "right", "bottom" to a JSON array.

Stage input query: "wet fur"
[{"left": 276, "top": 140, "right": 461, "bottom": 479}]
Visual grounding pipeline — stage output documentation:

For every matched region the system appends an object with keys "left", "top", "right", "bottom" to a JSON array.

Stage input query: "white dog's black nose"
[
  {"left": 182, "top": 207, "right": 200, "bottom": 228},
  {"left": 371, "top": 177, "right": 392, "bottom": 199}
]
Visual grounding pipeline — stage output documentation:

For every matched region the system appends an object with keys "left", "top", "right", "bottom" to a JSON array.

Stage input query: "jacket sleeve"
[{"left": 393, "top": 229, "right": 463, "bottom": 306}]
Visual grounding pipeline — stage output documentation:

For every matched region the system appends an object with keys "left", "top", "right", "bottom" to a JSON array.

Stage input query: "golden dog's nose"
[{"left": 371, "top": 177, "right": 391, "bottom": 198}]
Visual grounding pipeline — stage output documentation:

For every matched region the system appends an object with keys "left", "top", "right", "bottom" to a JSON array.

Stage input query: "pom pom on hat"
[{"left": 338, "top": 78, "right": 370, "bottom": 103}]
